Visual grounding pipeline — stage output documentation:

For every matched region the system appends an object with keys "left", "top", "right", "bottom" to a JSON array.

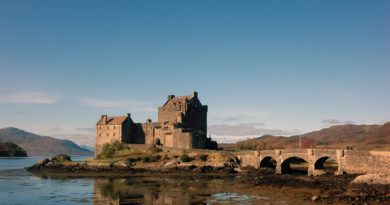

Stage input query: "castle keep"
[{"left": 95, "top": 92, "right": 217, "bottom": 156}]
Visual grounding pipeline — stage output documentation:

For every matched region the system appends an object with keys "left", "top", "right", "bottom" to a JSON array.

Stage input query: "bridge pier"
[{"left": 335, "top": 149, "right": 345, "bottom": 175}]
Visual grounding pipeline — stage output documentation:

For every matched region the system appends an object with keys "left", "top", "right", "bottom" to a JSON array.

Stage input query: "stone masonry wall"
[
  {"left": 95, "top": 125, "right": 123, "bottom": 157},
  {"left": 341, "top": 150, "right": 390, "bottom": 174}
]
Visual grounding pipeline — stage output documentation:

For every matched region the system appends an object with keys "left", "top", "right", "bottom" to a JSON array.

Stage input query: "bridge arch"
[
  {"left": 314, "top": 156, "right": 338, "bottom": 175},
  {"left": 281, "top": 156, "right": 308, "bottom": 175},
  {"left": 259, "top": 156, "right": 277, "bottom": 169}
]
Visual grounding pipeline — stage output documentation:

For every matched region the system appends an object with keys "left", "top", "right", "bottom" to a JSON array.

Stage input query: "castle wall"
[
  {"left": 95, "top": 92, "right": 216, "bottom": 157},
  {"left": 128, "top": 123, "right": 145, "bottom": 144},
  {"left": 158, "top": 107, "right": 180, "bottom": 124},
  {"left": 95, "top": 124, "right": 123, "bottom": 156}
]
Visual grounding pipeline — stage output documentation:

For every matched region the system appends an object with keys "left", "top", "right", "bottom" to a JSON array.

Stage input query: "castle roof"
[
  {"left": 163, "top": 95, "right": 193, "bottom": 107},
  {"left": 96, "top": 115, "right": 128, "bottom": 126},
  {"left": 161, "top": 91, "right": 200, "bottom": 107}
]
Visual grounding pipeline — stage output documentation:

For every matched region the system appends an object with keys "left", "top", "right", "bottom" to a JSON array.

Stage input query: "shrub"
[
  {"left": 199, "top": 154, "right": 208, "bottom": 162},
  {"left": 142, "top": 155, "right": 161, "bottom": 163},
  {"left": 151, "top": 155, "right": 161, "bottom": 161},
  {"left": 180, "top": 154, "right": 192, "bottom": 162},
  {"left": 97, "top": 141, "right": 127, "bottom": 159},
  {"left": 142, "top": 156, "right": 150, "bottom": 163},
  {"left": 126, "top": 157, "right": 141, "bottom": 163},
  {"left": 52, "top": 154, "right": 72, "bottom": 162}
]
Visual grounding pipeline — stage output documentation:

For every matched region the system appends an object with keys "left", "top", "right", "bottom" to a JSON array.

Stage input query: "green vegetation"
[
  {"left": 198, "top": 154, "right": 208, "bottom": 162},
  {"left": 95, "top": 142, "right": 236, "bottom": 168},
  {"left": 97, "top": 142, "right": 165, "bottom": 165},
  {"left": 142, "top": 155, "right": 161, "bottom": 163},
  {"left": 180, "top": 154, "right": 193, "bottom": 162},
  {"left": 52, "top": 154, "right": 72, "bottom": 162},
  {"left": 97, "top": 141, "right": 127, "bottom": 159}
]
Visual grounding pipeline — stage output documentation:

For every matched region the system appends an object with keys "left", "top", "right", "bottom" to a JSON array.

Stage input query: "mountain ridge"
[
  {"left": 0, "top": 127, "right": 93, "bottom": 156},
  {"left": 222, "top": 123, "right": 390, "bottom": 151}
]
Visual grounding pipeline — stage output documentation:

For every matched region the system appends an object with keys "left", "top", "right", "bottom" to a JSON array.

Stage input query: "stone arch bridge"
[{"left": 238, "top": 149, "right": 390, "bottom": 176}]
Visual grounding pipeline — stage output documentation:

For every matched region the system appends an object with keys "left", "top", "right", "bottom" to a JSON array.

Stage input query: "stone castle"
[{"left": 95, "top": 92, "right": 217, "bottom": 156}]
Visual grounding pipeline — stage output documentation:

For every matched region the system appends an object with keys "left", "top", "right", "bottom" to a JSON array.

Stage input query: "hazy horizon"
[{"left": 1, "top": 1, "right": 389, "bottom": 147}]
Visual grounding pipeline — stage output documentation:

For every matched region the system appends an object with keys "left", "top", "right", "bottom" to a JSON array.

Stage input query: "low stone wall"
[
  {"left": 341, "top": 150, "right": 390, "bottom": 175},
  {"left": 237, "top": 153, "right": 258, "bottom": 168}
]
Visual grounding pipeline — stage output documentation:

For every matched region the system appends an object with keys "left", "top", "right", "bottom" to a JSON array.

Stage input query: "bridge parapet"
[
  {"left": 259, "top": 150, "right": 275, "bottom": 155},
  {"left": 280, "top": 149, "right": 307, "bottom": 154}
]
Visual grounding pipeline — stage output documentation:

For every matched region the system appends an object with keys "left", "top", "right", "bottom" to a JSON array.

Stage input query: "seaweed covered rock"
[{"left": 52, "top": 154, "right": 72, "bottom": 162}]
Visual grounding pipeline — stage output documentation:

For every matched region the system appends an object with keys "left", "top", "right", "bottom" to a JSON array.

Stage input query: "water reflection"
[
  {"left": 93, "top": 177, "right": 209, "bottom": 205},
  {"left": 92, "top": 177, "right": 298, "bottom": 205}
]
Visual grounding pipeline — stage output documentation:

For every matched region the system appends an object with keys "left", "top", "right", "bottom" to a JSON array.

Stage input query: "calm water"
[{"left": 0, "top": 157, "right": 311, "bottom": 205}]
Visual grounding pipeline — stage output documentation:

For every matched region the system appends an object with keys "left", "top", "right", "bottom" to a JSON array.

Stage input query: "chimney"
[
  {"left": 101, "top": 115, "right": 107, "bottom": 124},
  {"left": 193, "top": 91, "right": 198, "bottom": 98},
  {"left": 127, "top": 113, "right": 131, "bottom": 118},
  {"left": 168, "top": 95, "right": 175, "bottom": 100}
]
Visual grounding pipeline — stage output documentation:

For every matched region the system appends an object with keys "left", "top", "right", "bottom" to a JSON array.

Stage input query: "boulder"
[
  {"left": 36, "top": 158, "right": 49, "bottom": 166},
  {"left": 52, "top": 154, "right": 72, "bottom": 162},
  {"left": 351, "top": 174, "right": 390, "bottom": 185}
]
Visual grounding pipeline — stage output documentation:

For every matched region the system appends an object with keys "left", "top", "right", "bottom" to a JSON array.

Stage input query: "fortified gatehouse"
[{"left": 95, "top": 92, "right": 217, "bottom": 157}]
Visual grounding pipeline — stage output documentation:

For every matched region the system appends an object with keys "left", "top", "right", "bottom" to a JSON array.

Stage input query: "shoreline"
[
  {"left": 25, "top": 154, "right": 390, "bottom": 204},
  {"left": 26, "top": 165, "right": 390, "bottom": 204}
]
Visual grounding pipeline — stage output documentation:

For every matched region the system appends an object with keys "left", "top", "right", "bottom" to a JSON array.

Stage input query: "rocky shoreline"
[
  {"left": 26, "top": 155, "right": 389, "bottom": 204},
  {"left": 26, "top": 155, "right": 238, "bottom": 177}
]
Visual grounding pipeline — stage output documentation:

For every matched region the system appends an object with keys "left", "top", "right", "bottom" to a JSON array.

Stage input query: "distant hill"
[
  {"left": 222, "top": 123, "right": 390, "bottom": 151},
  {"left": 0, "top": 142, "right": 27, "bottom": 157},
  {"left": 0, "top": 127, "right": 93, "bottom": 156},
  {"left": 80, "top": 145, "right": 94, "bottom": 152}
]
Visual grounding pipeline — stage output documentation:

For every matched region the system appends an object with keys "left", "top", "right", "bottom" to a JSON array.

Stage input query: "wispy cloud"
[
  {"left": 52, "top": 134, "right": 95, "bottom": 147},
  {"left": 210, "top": 109, "right": 272, "bottom": 124},
  {"left": 1, "top": 92, "right": 59, "bottom": 104},
  {"left": 80, "top": 98, "right": 155, "bottom": 112},
  {"left": 48, "top": 127, "right": 64, "bottom": 132},
  {"left": 75, "top": 127, "right": 95, "bottom": 133},
  {"left": 322, "top": 119, "right": 355, "bottom": 125},
  {"left": 208, "top": 123, "right": 295, "bottom": 136},
  {"left": 222, "top": 117, "right": 240, "bottom": 122}
]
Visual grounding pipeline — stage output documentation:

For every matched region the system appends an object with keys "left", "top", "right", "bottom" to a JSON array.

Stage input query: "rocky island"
[
  {"left": 27, "top": 144, "right": 390, "bottom": 204},
  {"left": 26, "top": 93, "right": 390, "bottom": 204},
  {"left": 0, "top": 142, "right": 27, "bottom": 157}
]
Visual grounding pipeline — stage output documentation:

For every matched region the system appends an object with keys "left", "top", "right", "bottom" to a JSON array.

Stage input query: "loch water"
[{"left": 0, "top": 157, "right": 311, "bottom": 205}]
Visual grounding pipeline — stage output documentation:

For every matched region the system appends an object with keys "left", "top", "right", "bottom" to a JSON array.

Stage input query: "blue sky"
[{"left": 0, "top": 1, "right": 389, "bottom": 146}]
